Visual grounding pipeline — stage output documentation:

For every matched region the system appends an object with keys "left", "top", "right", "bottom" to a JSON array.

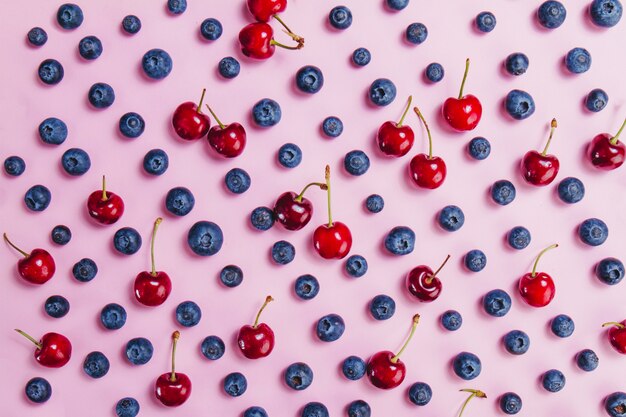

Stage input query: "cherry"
[
  {"left": 602, "top": 321, "right": 626, "bottom": 354},
  {"left": 15, "top": 329, "right": 71, "bottom": 368},
  {"left": 134, "top": 218, "right": 172, "bottom": 307},
  {"left": 518, "top": 244, "right": 558, "bottom": 308},
  {"left": 587, "top": 118, "right": 626, "bottom": 170},
  {"left": 521, "top": 118, "right": 560, "bottom": 186},
  {"left": 204, "top": 105, "right": 246, "bottom": 158},
  {"left": 155, "top": 331, "right": 191, "bottom": 407},
  {"left": 274, "top": 182, "right": 326, "bottom": 231},
  {"left": 376, "top": 96, "right": 415, "bottom": 157},
  {"left": 87, "top": 175, "right": 124, "bottom": 225},
  {"left": 237, "top": 296, "right": 275, "bottom": 359},
  {"left": 406, "top": 254, "right": 451, "bottom": 302},
  {"left": 3, "top": 233, "right": 55, "bottom": 285},
  {"left": 442, "top": 58, "right": 482, "bottom": 131},
  {"left": 172, "top": 88, "right": 210, "bottom": 141},
  {"left": 247, "top": 0, "right": 286, "bottom": 22},
  {"left": 313, "top": 165, "right": 352, "bottom": 259},
  {"left": 239, "top": 21, "right": 303, "bottom": 60},
  {"left": 457, "top": 389, "right": 487, "bottom": 417},
  {"left": 366, "top": 314, "right": 420, "bottom": 389},
  {"left": 409, "top": 106, "right": 447, "bottom": 189}
]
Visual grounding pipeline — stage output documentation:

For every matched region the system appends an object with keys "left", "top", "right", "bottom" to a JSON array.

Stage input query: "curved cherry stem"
[
  {"left": 541, "top": 118, "right": 558, "bottom": 156},
  {"left": 397, "top": 96, "right": 413, "bottom": 127},
  {"left": 610, "top": 118, "right": 626, "bottom": 145},
  {"left": 602, "top": 321, "right": 625, "bottom": 329},
  {"left": 425, "top": 254, "right": 451, "bottom": 284},
  {"left": 413, "top": 106, "right": 434, "bottom": 159},
  {"left": 205, "top": 104, "right": 225, "bottom": 129},
  {"left": 270, "top": 38, "right": 304, "bottom": 50},
  {"left": 150, "top": 218, "right": 163, "bottom": 276},
  {"left": 3, "top": 233, "right": 29, "bottom": 257},
  {"left": 324, "top": 165, "right": 333, "bottom": 227},
  {"left": 294, "top": 182, "right": 327, "bottom": 203},
  {"left": 101, "top": 175, "right": 108, "bottom": 201},
  {"left": 391, "top": 314, "right": 420, "bottom": 363},
  {"left": 531, "top": 243, "right": 558, "bottom": 277},
  {"left": 170, "top": 331, "right": 180, "bottom": 382},
  {"left": 197, "top": 88, "right": 206, "bottom": 114},
  {"left": 458, "top": 389, "right": 487, "bottom": 417},
  {"left": 15, "top": 329, "right": 42, "bottom": 349},
  {"left": 458, "top": 58, "right": 471, "bottom": 99},
  {"left": 272, "top": 14, "right": 304, "bottom": 43},
  {"left": 253, "top": 295, "right": 274, "bottom": 328}
]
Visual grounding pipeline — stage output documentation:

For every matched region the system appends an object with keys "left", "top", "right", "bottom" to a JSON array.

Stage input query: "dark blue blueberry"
[
  {"left": 425, "top": 63, "right": 444, "bottom": 82},
  {"left": 38, "top": 117, "right": 68, "bottom": 145},
  {"left": 503, "top": 330, "right": 530, "bottom": 355},
  {"left": 57, "top": 3, "right": 83, "bottom": 29},
  {"left": 565, "top": 48, "right": 592, "bottom": 74},
  {"left": 278, "top": 143, "right": 302, "bottom": 168},
  {"left": 464, "top": 249, "right": 486, "bottom": 272},
  {"left": 500, "top": 392, "right": 522, "bottom": 414},
  {"left": 218, "top": 56, "right": 240, "bottom": 79},
  {"left": 252, "top": 98, "right": 281, "bottom": 127},
  {"left": 579, "top": 218, "right": 609, "bottom": 246},
  {"left": 505, "top": 90, "right": 535, "bottom": 120},
  {"left": 100, "top": 303, "right": 127, "bottom": 330},
  {"left": 223, "top": 372, "right": 247, "bottom": 397},
  {"left": 113, "top": 227, "right": 142, "bottom": 255},
  {"left": 384, "top": 226, "right": 415, "bottom": 255},
  {"left": 322, "top": 116, "right": 343, "bottom": 137},
  {"left": 44, "top": 295, "right": 70, "bottom": 318},
  {"left": 605, "top": 392, "right": 626, "bottom": 417},
  {"left": 576, "top": 349, "right": 599, "bottom": 371},
  {"left": 342, "top": 356, "right": 365, "bottom": 380},
  {"left": 38, "top": 59, "right": 64, "bottom": 85},
  {"left": 200, "top": 18, "right": 223, "bottom": 40},
  {"left": 187, "top": 221, "right": 223, "bottom": 256},
  {"left": 72, "top": 258, "right": 98, "bottom": 282},
  {"left": 176, "top": 301, "right": 202, "bottom": 327},
  {"left": 441, "top": 310, "right": 462, "bottom": 331},
  {"left": 542, "top": 369, "right": 565, "bottom": 392},
  {"left": 369, "top": 294, "right": 396, "bottom": 320},
  {"left": 225, "top": 168, "right": 251, "bottom": 194},
  {"left": 347, "top": 400, "right": 371, "bottom": 417},
  {"left": 537, "top": 1, "right": 567, "bottom": 28},
  {"left": 551, "top": 314, "right": 575, "bottom": 337},
  {"left": 408, "top": 382, "right": 432, "bottom": 405},
  {"left": 295, "top": 274, "right": 319, "bottom": 300},
  {"left": 284, "top": 362, "right": 314, "bottom": 390},
  {"left": 316, "top": 313, "right": 345, "bottom": 342},
  {"left": 51, "top": 225, "right": 71, "bottom": 245},
  {"left": 557, "top": 177, "right": 585, "bottom": 203},
  {"left": 88, "top": 82, "right": 115, "bottom": 109},
  {"left": 24, "top": 185, "right": 51, "bottom": 212},
  {"left": 505, "top": 53, "right": 529, "bottom": 76},
  {"left": 508, "top": 226, "right": 531, "bottom": 250},
  {"left": 143, "top": 149, "right": 169, "bottom": 175},
  {"left": 4, "top": 156, "right": 25, "bottom": 176},
  {"left": 438, "top": 205, "right": 465, "bottom": 232},
  {"left": 352, "top": 48, "right": 371, "bottom": 66},
  {"left": 122, "top": 15, "right": 141, "bottom": 34},
  {"left": 585, "top": 88, "right": 609, "bottom": 112},
  {"left": 250, "top": 206, "right": 274, "bottom": 231},
  {"left": 167, "top": 0, "right": 187, "bottom": 14},
  {"left": 387, "top": 0, "right": 409, "bottom": 10},
  {"left": 271, "top": 240, "right": 295, "bottom": 265},
  {"left": 116, "top": 397, "right": 140, "bottom": 417},
  {"left": 125, "top": 337, "right": 153, "bottom": 365},
  {"left": 476, "top": 11, "right": 497, "bottom": 32},
  {"left": 296, "top": 65, "right": 324, "bottom": 94},
  {"left": 165, "top": 186, "right": 195, "bottom": 216},
  {"left": 406, "top": 22, "right": 428, "bottom": 44},
  {"left": 329, "top": 6, "right": 352, "bottom": 29},
  {"left": 590, "top": 0, "right": 623, "bottom": 27},
  {"left": 365, "top": 194, "right": 384, "bottom": 213},
  {"left": 595, "top": 257, "right": 624, "bottom": 285},
  {"left": 244, "top": 406, "right": 268, "bottom": 417},
  {"left": 369, "top": 78, "right": 397, "bottom": 106},
  {"left": 491, "top": 180, "right": 516, "bottom": 205},
  {"left": 78, "top": 36, "right": 103, "bottom": 60},
  {"left": 302, "top": 402, "right": 329, "bottom": 417},
  {"left": 61, "top": 148, "right": 91, "bottom": 176},
  {"left": 483, "top": 289, "right": 512, "bottom": 317},
  {"left": 453, "top": 352, "right": 482, "bottom": 380},
  {"left": 142, "top": 49, "right": 173, "bottom": 80},
  {"left": 83, "top": 351, "right": 110, "bottom": 378},
  {"left": 468, "top": 137, "right": 491, "bottom": 160},
  {"left": 344, "top": 150, "right": 370, "bottom": 176},
  {"left": 119, "top": 112, "right": 145, "bottom": 138},
  {"left": 220, "top": 265, "right": 243, "bottom": 288},
  {"left": 25, "top": 377, "right": 52, "bottom": 403},
  {"left": 345, "top": 255, "right": 368, "bottom": 277},
  {"left": 27, "top": 27, "right": 48, "bottom": 46},
  {"left": 201, "top": 335, "right": 225, "bottom": 360}
]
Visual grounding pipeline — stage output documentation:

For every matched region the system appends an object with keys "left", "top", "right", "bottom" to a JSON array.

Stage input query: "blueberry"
[
  {"left": 438, "top": 205, "right": 465, "bottom": 232},
  {"left": 244, "top": 406, "right": 268, "bottom": 417},
  {"left": 586, "top": 89, "right": 609, "bottom": 112},
  {"left": 271, "top": 240, "right": 295, "bottom": 265},
  {"left": 24, "top": 185, "right": 51, "bottom": 211},
  {"left": 224, "top": 372, "right": 247, "bottom": 397},
  {"left": 44, "top": 295, "right": 70, "bottom": 318},
  {"left": 122, "top": 15, "right": 142, "bottom": 34},
  {"left": 278, "top": 143, "right": 302, "bottom": 168},
  {"left": 218, "top": 56, "right": 240, "bottom": 79},
  {"left": 220, "top": 265, "right": 243, "bottom": 288},
  {"left": 342, "top": 356, "right": 366, "bottom": 380},
  {"left": 369, "top": 78, "right": 397, "bottom": 106},
  {"left": 113, "top": 227, "right": 142, "bottom": 255},
  {"left": 4, "top": 156, "right": 25, "bottom": 176},
  {"left": 200, "top": 18, "right": 223, "bottom": 40},
  {"left": 452, "top": 352, "right": 482, "bottom": 380},
  {"left": 468, "top": 137, "right": 491, "bottom": 160},
  {"left": 505, "top": 53, "right": 529, "bottom": 76},
  {"left": 61, "top": 148, "right": 91, "bottom": 176},
  {"left": 27, "top": 27, "right": 48, "bottom": 46},
  {"left": 329, "top": 6, "right": 352, "bottom": 29},
  {"left": 387, "top": 0, "right": 409, "bottom": 10},
  {"left": 384, "top": 226, "right": 415, "bottom": 255},
  {"left": 408, "top": 382, "right": 432, "bottom": 405},
  {"left": 125, "top": 337, "right": 153, "bottom": 365},
  {"left": 142, "top": 49, "right": 173, "bottom": 80},
  {"left": 38, "top": 117, "right": 68, "bottom": 145},
  {"left": 441, "top": 310, "right": 463, "bottom": 331},
  {"left": 483, "top": 289, "right": 512, "bottom": 317},
  {"left": 88, "top": 82, "right": 115, "bottom": 109},
  {"left": 406, "top": 22, "right": 428, "bottom": 44},
  {"left": 100, "top": 303, "right": 127, "bottom": 330},
  {"left": 143, "top": 149, "right": 169, "bottom": 175},
  {"left": 344, "top": 150, "right": 370, "bottom": 175},
  {"left": 284, "top": 362, "right": 314, "bottom": 390},
  {"left": 537, "top": 1, "right": 567, "bottom": 28},
  {"left": 187, "top": 221, "right": 223, "bottom": 256},
  {"left": 590, "top": 0, "right": 623, "bottom": 27},
  {"left": 500, "top": 392, "right": 522, "bottom": 414},
  {"left": 57, "top": 3, "right": 83, "bottom": 29},
  {"left": 225, "top": 168, "right": 251, "bottom": 194},
  {"left": 579, "top": 218, "right": 609, "bottom": 246},
  {"left": 605, "top": 392, "right": 626, "bottom": 417},
  {"left": 503, "top": 330, "right": 530, "bottom": 355},
  {"left": 250, "top": 206, "right": 274, "bottom": 231},
  {"left": 25, "top": 377, "right": 52, "bottom": 403},
  {"left": 316, "top": 313, "right": 345, "bottom": 342},
  {"left": 295, "top": 274, "right": 320, "bottom": 300},
  {"left": 508, "top": 226, "right": 531, "bottom": 250},
  {"left": 252, "top": 98, "right": 281, "bottom": 127},
  {"left": 345, "top": 255, "right": 368, "bottom": 277},
  {"left": 116, "top": 397, "right": 140, "bottom": 417},
  {"left": 505, "top": 89, "right": 536, "bottom": 120},
  {"left": 165, "top": 187, "right": 195, "bottom": 216},
  {"left": 491, "top": 180, "right": 516, "bottom": 205},
  {"left": 425, "top": 63, "right": 444, "bottom": 82},
  {"left": 201, "top": 335, "right": 225, "bottom": 360},
  {"left": 542, "top": 369, "right": 565, "bottom": 392},
  {"left": 557, "top": 177, "right": 585, "bottom": 203},
  {"left": 83, "top": 351, "right": 110, "bottom": 378},
  {"left": 167, "top": 0, "right": 187, "bottom": 14},
  {"left": 365, "top": 194, "right": 384, "bottom": 213},
  {"left": 565, "top": 48, "right": 592, "bottom": 74},
  {"left": 347, "top": 400, "right": 371, "bottom": 417},
  {"left": 78, "top": 36, "right": 103, "bottom": 60},
  {"left": 576, "top": 349, "right": 599, "bottom": 371},
  {"left": 296, "top": 65, "right": 324, "bottom": 94},
  {"left": 38, "top": 59, "right": 64, "bottom": 85},
  {"left": 51, "top": 225, "right": 71, "bottom": 245},
  {"left": 369, "top": 294, "right": 396, "bottom": 320},
  {"left": 476, "top": 11, "right": 497, "bottom": 32},
  {"left": 322, "top": 116, "right": 343, "bottom": 137},
  {"left": 464, "top": 250, "right": 487, "bottom": 272},
  {"left": 72, "top": 258, "right": 98, "bottom": 282},
  {"left": 119, "top": 112, "right": 145, "bottom": 138},
  {"left": 302, "top": 402, "right": 329, "bottom": 417},
  {"left": 551, "top": 314, "right": 575, "bottom": 337},
  {"left": 176, "top": 301, "right": 202, "bottom": 327},
  {"left": 352, "top": 48, "right": 371, "bottom": 66},
  {"left": 595, "top": 257, "right": 624, "bottom": 285}
]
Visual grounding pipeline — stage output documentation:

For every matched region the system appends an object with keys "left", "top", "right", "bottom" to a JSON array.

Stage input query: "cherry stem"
[
  {"left": 391, "top": 314, "right": 420, "bottom": 363},
  {"left": 397, "top": 96, "right": 413, "bottom": 127},
  {"left": 602, "top": 322, "right": 625, "bottom": 329},
  {"left": 272, "top": 14, "right": 304, "bottom": 43},
  {"left": 197, "top": 88, "right": 206, "bottom": 114},
  {"left": 101, "top": 175, "right": 108, "bottom": 201},
  {"left": 531, "top": 243, "right": 558, "bottom": 277},
  {"left": 413, "top": 106, "right": 434, "bottom": 159},
  {"left": 541, "top": 118, "right": 558, "bottom": 156},
  {"left": 150, "top": 218, "right": 163, "bottom": 276},
  {"left": 458, "top": 389, "right": 487, "bottom": 417},
  {"left": 253, "top": 295, "right": 274, "bottom": 328},
  {"left": 170, "top": 331, "right": 180, "bottom": 382},
  {"left": 324, "top": 165, "right": 333, "bottom": 227},
  {"left": 610, "top": 118, "right": 626, "bottom": 145},
  {"left": 458, "top": 58, "right": 470, "bottom": 99},
  {"left": 426, "top": 254, "right": 451, "bottom": 284},
  {"left": 205, "top": 104, "right": 225, "bottom": 129},
  {"left": 3, "top": 233, "right": 29, "bottom": 257},
  {"left": 15, "top": 329, "right": 42, "bottom": 349},
  {"left": 294, "top": 182, "right": 327, "bottom": 203}
]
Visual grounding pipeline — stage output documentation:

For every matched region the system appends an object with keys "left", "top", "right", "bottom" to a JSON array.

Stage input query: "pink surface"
[{"left": 1, "top": 0, "right": 626, "bottom": 416}]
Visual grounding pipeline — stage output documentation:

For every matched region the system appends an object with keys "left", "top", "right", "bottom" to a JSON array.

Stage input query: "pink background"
[{"left": 1, "top": 0, "right": 625, "bottom": 416}]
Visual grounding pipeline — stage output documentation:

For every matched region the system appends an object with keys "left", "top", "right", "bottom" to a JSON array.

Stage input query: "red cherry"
[
  {"left": 377, "top": 96, "right": 415, "bottom": 157},
  {"left": 406, "top": 255, "right": 451, "bottom": 302},
  {"left": 366, "top": 314, "right": 420, "bottom": 389},
  {"left": 457, "top": 389, "right": 487, "bottom": 417},
  {"left": 247, "top": 0, "right": 287, "bottom": 22},
  {"left": 442, "top": 59, "right": 482, "bottom": 131},
  {"left": 518, "top": 244, "right": 558, "bottom": 308},
  {"left": 237, "top": 296, "right": 275, "bottom": 359},
  {"left": 135, "top": 218, "right": 172, "bottom": 307},
  {"left": 3, "top": 234, "right": 55, "bottom": 285},
  {"left": 155, "top": 331, "right": 191, "bottom": 407},
  {"left": 87, "top": 176, "right": 124, "bottom": 225},
  {"left": 274, "top": 182, "right": 326, "bottom": 231},
  {"left": 587, "top": 118, "right": 626, "bottom": 170},
  {"left": 409, "top": 106, "right": 447, "bottom": 189},
  {"left": 603, "top": 321, "right": 626, "bottom": 354},
  {"left": 172, "top": 88, "right": 211, "bottom": 141},
  {"left": 205, "top": 105, "right": 246, "bottom": 158},
  {"left": 239, "top": 22, "right": 303, "bottom": 60},
  {"left": 521, "top": 118, "right": 560, "bottom": 186},
  {"left": 15, "top": 329, "right": 71, "bottom": 368}
]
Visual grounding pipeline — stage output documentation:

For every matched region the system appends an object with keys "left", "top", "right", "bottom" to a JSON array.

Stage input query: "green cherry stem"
[
  {"left": 205, "top": 104, "right": 225, "bottom": 129},
  {"left": 397, "top": 96, "right": 413, "bottom": 127},
  {"left": 413, "top": 106, "right": 434, "bottom": 159},
  {"left": 253, "top": 296, "right": 274, "bottom": 328},
  {"left": 294, "top": 182, "right": 327, "bottom": 203},
  {"left": 531, "top": 244, "right": 558, "bottom": 278},
  {"left": 272, "top": 15, "right": 304, "bottom": 43},
  {"left": 458, "top": 58, "right": 471, "bottom": 100},
  {"left": 150, "top": 218, "right": 163, "bottom": 276},
  {"left": 15, "top": 329, "right": 42, "bottom": 349},
  {"left": 458, "top": 389, "right": 487, "bottom": 417},
  {"left": 324, "top": 165, "right": 333, "bottom": 227},
  {"left": 425, "top": 254, "right": 451, "bottom": 285},
  {"left": 610, "top": 118, "right": 626, "bottom": 145},
  {"left": 541, "top": 118, "right": 558, "bottom": 156},
  {"left": 3, "top": 233, "right": 29, "bottom": 257},
  {"left": 197, "top": 88, "right": 207, "bottom": 114},
  {"left": 270, "top": 38, "right": 303, "bottom": 50},
  {"left": 602, "top": 322, "right": 625, "bottom": 329},
  {"left": 170, "top": 331, "right": 180, "bottom": 382},
  {"left": 101, "top": 175, "right": 108, "bottom": 201},
  {"left": 391, "top": 314, "right": 420, "bottom": 363}
]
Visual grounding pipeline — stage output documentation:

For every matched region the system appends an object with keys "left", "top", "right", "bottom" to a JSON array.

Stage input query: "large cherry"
[
  {"left": 442, "top": 58, "right": 482, "bottom": 131},
  {"left": 518, "top": 244, "right": 558, "bottom": 307},
  {"left": 409, "top": 106, "right": 447, "bottom": 189},
  {"left": 15, "top": 329, "right": 71, "bottom": 368},
  {"left": 602, "top": 321, "right": 626, "bottom": 354},
  {"left": 274, "top": 182, "right": 326, "bottom": 231},
  {"left": 247, "top": 0, "right": 286, "bottom": 22},
  {"left": 521, "top": 118, "right": 560, "bottom": 186},
  {"left": 87, "top": 175, "right": 124, "bottom": 225},
  {"left": 239, "top": 22, "right": 303, "bottom": 60},
  {"left": 155, "top": 331, "right": 191, "bottom": 407},
  {"left": 237, "top": 296, "right": 275, "bottom": 359},
  {"left": 457, "top": 389, "right": 487, "bottom": 417},
  {"left": 134, "top": 218, "right": 172, "bottom": 307},
  {"left": 172, "top": 88, "right": 210, "bottom": 141},
  {"left": 377, "top": 96, "right": 415, "bottom": 157},
  {"left": 406, "top": 255, "right": 451, "bottom": 302},
  {"left": 587, "top": 118, "right": 626, "bottom": 170},
  {"left": 3, "top": 233, "right": 55, "bottom": 285},
  {"left": 366, "top": 314, "right": 420, "bottom": 389},
  {"left": 205, "top": 105, "right": 246, "bottom": 158}
]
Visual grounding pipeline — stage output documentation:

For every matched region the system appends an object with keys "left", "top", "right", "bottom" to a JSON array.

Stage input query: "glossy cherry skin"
[
  {"left": 207, "top": 123, "right": 246, "bottom": 158},
  {"left": 377, "top": 121, "right": 414, "bottom": 157},
  {"left": 33, "top": 333, "right": 72, "bottom": 368},
  {"left": 155, "top": 372, "right": 192, "bottom": 407},
  {"left": 409, "top": 154, "right": 447, "bottom": 189},
  {"left": 87, "top": 191, "right": 124, "bottom": 225},
  {"left": 16, "top": 249, "right": 56, "bottom": 285},
  {"left": 237, "top": 323, "right": 275, "bottom": 359},
  {"left": 442, "top": 95, "right": 482, "bottom": 131},
  {"left": 587, "top": 134, "right": 625, "bottom": 170},
  {"left": 406, "top": 265, "right": 441, "bottom": 302},
  {"left": 313, "top": 222, "right": 352, "bottom": 260},
  {"left": 134, "top": 271, "right": 172, "bottom": 307},
  {"left": 607, "top": 321, "right": 626, "bottom": 354},
  {"left": 521, "top": 150, "right": 560, "bottom": 186},
  {"left": 518, "top": 272, "right": 555, "bottom": 308},
  {"left": 239, "top": 23, "right": 275, "bottom": 60},
  {"left": 172, "top": 102, "right": 211, "bottom": 141},
  {"left": 273, "top": 192, "right": 313, "bottom": 231},
  {"left": 247, "top": 0, "right": 286, "bottom": 22},
  {"left": 366, "top": 350, "right": 406, "bottom": 389}
]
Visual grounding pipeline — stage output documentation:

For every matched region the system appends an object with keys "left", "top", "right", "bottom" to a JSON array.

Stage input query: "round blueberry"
[
  {"left": 586, "top": 88, "right": 609, "bottom": 112},
  {"left": 61, "top": 148, "right": 91, "bottom": 176},
  {"left": 329, "top": 5, "right": 352, "bottom": 29},
  {"left": 464, "top": 249, "right": 487, "bottom": 272},
  {"left": 200, "top": 18, "right": 223, "bottom": 40},
  {"left": 143, "top": 149, "right": 169, "bottom": 175},
  {"left": 557, "top": 177, "right": 585, "bottom": 203},
  {"left": 508, "top": 226, "right": 531, "bottom": 250},
  {"left": 476, "top": 11, "right": 497, "bottom": 32},
  {"left": 167, "top": 0, "right": 187, "bottom": 14},
  {"left": 505, "top": 53, "right": 529, "bottom": 76},
  {"left": 284, "top": 362, "right": 314, "bottom": 390},
  {"left": 579, "top": 218, "right": 609, "bottom": 246},
  {"left": 100, "top": 303, "right": 127, "bottom": 330},
  {"left": 503, "top": 330, "right": 530, "bottom": 355},
  {"left": 595, "top": 257, "right": 624, "bottom": 285},
  {"left": 468, "top": 137, "right": 491, "bottom": 160},
  {"left": 438, "top": 205, "right": 465, "bottom": 232},
  {"left": 252, "top": 98, "right": 281, "bottom": 127},
  {"left": 491, "top": 180, "right": 516, "bottom": 205},
  {"left": 483, "top": 289, "right": 512, "bottom": 317},
  {"left": 605, "top": 392, "right": 626, "bottom": 417},
  {"left": 176, "top": 301, "right": 201, "bottom": 327},
  {"left": 369, "top": 78, "right": 397, "bottom": 106},
  {"left": 116, "top": 397, "right": 140, "bottom": 417},
  {"left": 27, "top": 27, "right": 48, "bottom": 46},
  {"left": 565, "top": 47, "right": 592, "bottom": 74},
  {"left": 224, "top": 372, "right": 247, "bottom": 397},
  {"left": 425, "top": 63, "right": 444, "bottom": 82},
  {"left": 296, "top": 65, "right": 324, "bottom": 94},
  {"left": 142, "top": 49, "right": 173, "bottom": 80},
  {"left": 24, "top": 185, "right": 51, "bottom": 212},
  {"left": 500, "top": 392, "right": 522, "bottom": 414},
  {"left": 72, "top": 258, "right": 98, "bottom": 282},
  {"left": 302, "top": 402, "right": 329, "bottom": 417},
  {"left": 352, "top": 47, "right": 371, "bottom": 66},
  {"left": 78, "top": 36, "right": 103, "bottom": 60},
  {"left": 441, "top": 310, "right": 462, "bottom": 331},
  {"left": 369, "top": 294, "right": 395, "bottom": 320},
  {"left": 345, "top": 255, "right": 368, "bottom": 278},
  {"left": 244, "top": 407, "right": 268, "bottom": 417},
  {"left": 201, "top": 335, "right": 225, "bottom": 360},
  {"left": 119, "top": 112, "right": 145, "bottom": 138},
  {"left": 590, "top": 0, "right": 623, "bottom": 27},
  {"left": 347, "top": 400, "right": 371, "bottom": 417},
  {"left": 220, "top": 265, "right": 243, "bottom": 288},
  {"left": 51, "top": 225, "right": 71, "bottom": 245},
  {"left": 113, "top": 227, "right": 142, "bottom": 255},
  {"left": 316, "top": 313, "right": 345, "bottom": 342},
  {"left": 25, "top": 377, "right": 52, "bottom": 403},
  {"left": 187, "top": 221, "right": 223, "bottom": 256},
  {"left": 4, "top": 156, "right": 25, "bottom": 176},
  {"left": 57, "top": 3, "right": 83, "bottom": 29},
  {"left": 384, "top": 226, "right": 415, "bottom": 255},
  {"left": 551, "top": 314, "right": 575, "bottom": 337},
  {"left": 406, "top": 22, "right": 427, "bottom": 44},
  {"left": 365, "top": 194, "right": 384, "bottom": 213},
  {"left": 38, "top": 59, "right": 64, "bottom": 85},
  {"left": 218, "top": 56, "right": 240, "bottom": 79},
  {"left": 322, "top": 116, "right": 343, "bottom": 137},
  {"left": 39, "top": 117, "right": 68, "bottom": 145},
  {"left": 505, "top": 89, "right": 536, "bottom": 120},
  {"left": 44, "top": 295, "right": 70, "bottom": 318},
  {"left": 122, "top": 15, "right": 141, "bottom": 34},
  {"left": 165, "top": 187, "right": 195, "bottom": 216},
  {"left": 271, "top": 240, "right": 295, "bottom": 265},
  {"left": 537, "top": 1, "right": 567, "bottom": 28},
  {"left": 295, "top": 274, "right": 320, "bottom": 300},
  {"left": 125, "top": 337, "right": 153, "bottom": 365},
  {"left": 88, "top": 82, "right": 115, "bottom": 109},
  {"left": 278, "top": 143, "right": 302, "bottom": 168},
  {"left": 83, "top": 351, "right": 110, "bottom": 378},
  {"left": 453, "top": 352, "right": 482, "bottom": 380},
  {"left": 250, "top": 206, "right": 274, "bottom": 231},
  {"left": 542, "top": 369, "right": 565, "bottom": 392},
  {"left": 408, "top": 382, "right": 432, "bottom": 405},
  {"left": 344, "top": 150, "right": 370, "bottom": 176},
  {"left": 576, "top": 349, "right": 599, "bottom": 371},
  {"left": 225, "top": 168, "right": 251, "bottom": 194},
  {"left": 342, "top": 356, "right": 365, "bottom": 380},
  {"left": 387, "top": 0, "right": 409, "bottom": 10}
]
